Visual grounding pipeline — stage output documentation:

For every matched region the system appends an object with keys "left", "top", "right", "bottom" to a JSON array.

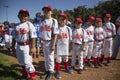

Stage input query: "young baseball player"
[
  {"left": 112, "top": 16, "right": 120, "bottom": 60},
  {"left": 12, "top": 9, "right": 37, "bottom": 80},
  {"left": 93, "top": 18, "right": 106, "bottom": 68},
  {"left": 70, "top": 18, "right": 87, "bottom": 74},
  {"left": 4, "top": 21, "right": 13, "bottom": 53},
  {"left": 101, "top": 13, "right": 116, "bottom": 66},
  {"left": 82, "top": 16, "right": 95, "bottom": 68},
  {"left": 39, "top": 5, "right": 59, "bottom": 80},
  {"left": 55, "top": 13, "right": 72, "bottom": 79},
  {"left": 33, "top": 17, "right": 41, "bottom": 58}
]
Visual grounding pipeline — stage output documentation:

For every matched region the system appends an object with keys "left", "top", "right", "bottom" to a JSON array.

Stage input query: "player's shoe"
[
  {"left": 65, "top": 68, "right": 73, "bottom": 74},
  {"left": 78, "top": 69, "right": 83, "bottom": 74},
  {"left": 94, "top": 63, "right": 99, "bottom": 68},
  {"left": 55, "top": 72, "right": 61, "bottom": 79},
  {"left": 106, "top": 61, "right": 111, "bottom": 66},
  {"left": 40, "top": 71, "right": 48, "bottom": 79},
  {"left": 87, "top": 62, "right": 94, "bottom": 67},
  {"left": 98, "top": 62, "right": 103, "bottom": 67},
  {"left": 83, "top": 63, "right": 88, "bottom": 70},
  {"left": 45, "top": 71, "right": 53, "bottom": 80}
]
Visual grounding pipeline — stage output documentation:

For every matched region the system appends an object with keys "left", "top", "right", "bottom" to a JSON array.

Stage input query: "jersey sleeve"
[
  {"left": 53, "top": 19, "right": 59, "bottom": 34},
  {"left": 28, "top": 22, "right": 37, "bottom": 38},
  {"left": 111, "top": 23, "right": 116, "bottom": 36},
  {"left": 83, "top": 29, "right": 88, "bottom": 42}
]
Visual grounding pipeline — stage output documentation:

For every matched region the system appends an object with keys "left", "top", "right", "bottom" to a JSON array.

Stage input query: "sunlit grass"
[{"left": 0, "top": 52, "right": 21, "bottom": 80}]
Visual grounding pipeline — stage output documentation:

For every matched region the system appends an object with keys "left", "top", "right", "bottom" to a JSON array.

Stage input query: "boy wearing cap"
[
  {"left": 101, "top": 13, "right": 116, "bottom": 66},
  {"left": 39, "top": 5, "right": 59, "bottom": 80},
  {"left": 70, "top": 18, "right": 87, "bottom": 74},
  {"left": 55, "top": 13, "right": 72, "bottom": 79},
  {"left": 4, "top": 21, "right": 13, "bottom": 53},
  {"left": 112, "top": 16, "right": 120, "bottom": 60},
  {"left": 12, "top": 9, "right": 37, "bottom": 80},
  {"left": 93, "top": 18, "right": 106, "bottom": 68},
  {"left": 82, "top": 16, "right": 95, "bottom": 68}
]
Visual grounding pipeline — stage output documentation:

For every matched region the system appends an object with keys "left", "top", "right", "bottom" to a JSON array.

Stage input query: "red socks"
[
  {"left": 64, "top": 62, "right": 68, "bottom": 70},
  {"left": 21, "top": 66, "right": 29, "bottom": 77},
  {"left": 55, "top": 62, "right": 60, "bottom": 72}
]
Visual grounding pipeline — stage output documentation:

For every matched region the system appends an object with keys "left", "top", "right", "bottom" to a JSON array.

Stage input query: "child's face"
[
  {"left": 75, "top": 22, "right": 82, "bottom": 28},
  {"left": 43, "top": 8, "right": 52, "bottom": 18},
  {"left": 88, "top": 20, "right": 94, "bottom": 25},
  {"left": 58, "top": 16, "right": 67, "bottom": 26},
  {"left": 18, "top": 13, "right": 29, "bottom": 23},
  {"left": 95, "top": 21, "right": 101, "bottom": 27},
  {"left": 104, "top": 17, "right": 111, "bottom": 22}
]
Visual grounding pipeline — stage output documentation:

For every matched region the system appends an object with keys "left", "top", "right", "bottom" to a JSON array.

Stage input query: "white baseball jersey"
[
  {"left": 13, "top": 21, "right": 37, "bottom": 42},
  {"left": 83, "top": 24, "right": 94, "bottom": 42},
  {"left": 56, "top": 25, "right": 72, "bottom": 55},
  {"left": 94, "top": 27, "right": 106, "bottom": 44},
  {"left": 72, "top": 28, "right": 87, "bottom": 44},
  {"left": 39, "top": 18, "right": 59, "bottom": 40},
  {"left": 103, "top": 22, "right": 116, "bottom": 39}
]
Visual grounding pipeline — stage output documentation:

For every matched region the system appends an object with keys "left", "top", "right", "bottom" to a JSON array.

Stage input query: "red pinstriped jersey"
[{"left": 103, "top": 22, "right": 116, "bottom": 38}]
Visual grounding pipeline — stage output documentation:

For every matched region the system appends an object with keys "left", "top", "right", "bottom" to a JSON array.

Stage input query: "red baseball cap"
[
  {"left": 88, "top": 16, "right": 95, "bottom": 21},
  {"left": 58, "top": 13, "right": 67, "bottom": 19},
  {"left": 74, "top": 18, "right": 83, "bottom": 23},
  {"left": 96, "top": 18, "right": 102, "bottom": 22},
  {"left": 18, "top": 9, "right": 29, "bottom": 16},
  {"left": 42, "top": 5, "right": 52, "bottom": 11},
  {"left": 105, "top": 13, "right": 111, "bottom": 18}
]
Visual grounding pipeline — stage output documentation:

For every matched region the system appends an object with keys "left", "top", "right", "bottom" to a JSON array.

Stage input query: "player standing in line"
[
  {"left": 12, "top": 9, "right": 37, "bottom": 80},
  {"left": 39, "top": 5, "right": 59, "bottom": 80},
  {"left": 3, "top": 21, "right": 13, "bottom": 53},
  {"left": 33, "top": 17, "right": 41, "bottom": 58},
  {"left": 93, "top": 18, "right": 106, "bottom": 68},
  {"left": 101, "top": 13, "right": 116, "bottom": 66},
  {"left": 112, "top": 16, "right": 120, "bottom": 60},
  {"left": 55, "top": 13, "right": 72, "bottom": 79},
  {"left": 82, "top": 16, "right": 95, "bottom": 68},
  {"left": 70, "top": 18, "right": 87, "bottom": 74}
]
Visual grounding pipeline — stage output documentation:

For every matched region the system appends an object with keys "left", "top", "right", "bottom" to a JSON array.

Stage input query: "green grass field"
[{"left": 0, "top": 52, "right": 21, "bottom": 80}]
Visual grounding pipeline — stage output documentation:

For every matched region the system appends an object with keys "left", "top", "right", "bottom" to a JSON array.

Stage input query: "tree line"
[{"left": 30, "top": 0, "right": 120, "bottom": 24}]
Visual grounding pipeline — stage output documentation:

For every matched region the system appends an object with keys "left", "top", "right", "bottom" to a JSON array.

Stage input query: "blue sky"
[{"left": 0, "top": 0, "right": 107, "bottom": 23}]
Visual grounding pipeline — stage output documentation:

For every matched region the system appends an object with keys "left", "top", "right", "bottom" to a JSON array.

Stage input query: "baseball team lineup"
[{"left": 0, "top": 4, "right": 120, "bottom": 80}]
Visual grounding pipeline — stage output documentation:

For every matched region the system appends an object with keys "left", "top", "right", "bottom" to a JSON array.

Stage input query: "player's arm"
[
  {"left": 82, "top": 42, "right": 86, "bottom": 51},
  {"left": 11, "top": 38, "right": 16, "bottom": 52},
  {"left": 82, "top": 29, "right": 87, "bottom": 51},
  {"left": 30, "top": 38, "right": 36, "bottom": 53},
  {"left": 51, "top": 19, "right": 59, "bottom": 51},
  {"left": 51, "top": 34, "right": 57, "bottom": 50},
  {"left": 29, "top": 22, "right": 37, "bottom": 54}
]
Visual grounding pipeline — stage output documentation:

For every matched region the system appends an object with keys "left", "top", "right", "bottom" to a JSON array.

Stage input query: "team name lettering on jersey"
[
  {"left": 58, "top": 33, "right": 68, "bottom": 39},
  {"left": 72, "top": 34, "right": 83, "bottom": 39},
  {"left": 86, "top": 30, "right": 93, "bottom": 35},
  {"left": 96, "top": 32, "right": 103, "bottom": 36},
  {"left": 40, "top": 25, "right": 52, "bottom": 32},
  {"left": 16, "top": 28, "right": 27, "bottom": 35},
  {"left": 106, "top": 28, "right": 112, "bottom": 32}
]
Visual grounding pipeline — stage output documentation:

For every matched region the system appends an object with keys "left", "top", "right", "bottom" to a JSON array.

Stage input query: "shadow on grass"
[
  {"left": 0, "top": 48, "right": 16, "bottom": 58},
  {"left": 0, "top": 64, "right": 22, "bottom": 79}
]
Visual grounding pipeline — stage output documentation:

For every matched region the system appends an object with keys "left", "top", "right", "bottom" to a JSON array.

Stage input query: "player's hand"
[
  {"left": 82, "top": 47, "right": 86, "bottom": 51},
  {"left": 51, "top": 45, "right": 56, "bottom": 51},
  {"left": 30, "top": 47, "right": 36, "bottom": 54}
]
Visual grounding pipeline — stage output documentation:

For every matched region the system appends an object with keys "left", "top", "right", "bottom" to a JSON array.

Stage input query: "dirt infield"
[{"left": 0, "top": 48, "right": 120, "bottom": 80}]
